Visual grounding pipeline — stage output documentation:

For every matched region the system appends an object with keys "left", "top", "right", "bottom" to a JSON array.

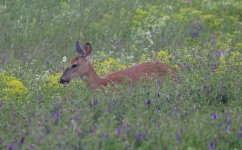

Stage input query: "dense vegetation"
[{"left": 0, "top": 0, "right": 241, "bottom": 149}]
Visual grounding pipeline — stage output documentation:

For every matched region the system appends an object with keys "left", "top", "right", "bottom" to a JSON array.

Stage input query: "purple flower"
[
  {"left": 174, "top": 107, "right": 180, "bottom": 116},
  {"left": 225, "top": 125, "right": 231, "bottom": 133},
  {"left": 175, "top": 128, "right": 183, "bottom": 142},
  {"left": 157, "top": 92, "right": 160, "bottom": 97},
  {"left": 77, "top": 129, "right": 84, "bottom": 138},
  {"left": 116, "top": 125, "right": 123, "bottom": 138},
  {"left": 0, "top": 102, "right": 3, "bottom": 108},
  {"left": 126, "top": 126, "right": 131, "bottom": 135},
  {"left": 185, "top": 64, "right": 191, "bottom": 71},
  {"left": 237, "top": 132, "right": 242, "bottom": 138},
  {"left": 212, "top": 113, "right": 218, "bottom": 120},
  {"left": 156, "top": 79, "right": 163, "bottom": 85},
  {"left": 45, "top": 126, "right": 50, "bottom": 134},
  {"left": 2, "top": 56, "right": 8, "bottom": 64},
  {"left": 55, "top": 111, "right": 60, "bottom": 121},
  {"left": 191, "top": 24, "right": 203, "bottom": 31},
  {"left": 144, "top": 99, "right": 151, "bottom": 105},
  {"left": 240, "top": 125, "right": 242, "bottom": 131},
  {"left": 30, "top": 144, "right": 33, "bottom": 150},
  {"left": 225, "top": 113, "right": 230, "bottom": 123},
  {"left": 102, "top": 132, "right": 107, "bottom": 140},
  {"left": 89, "top": 125, "right": 96, "bottom": 134},
  {"left": 212, "top": 63, "right": 218, "bottom": 70},
  {"left": 190, "top": 24, "right": 202, "bottom": 38},
  {"left": 135, "top": 132, "right": 145, "bottom": 142},
  {"left": 216, "top": 50, "right": 225, "bottom": 57},
  {"left": 208, "top": 140, "right": 216, "bottom": 150},
  {"left": 7, "top": 144, "right": 14, "bottom": 150},
  {"left": 191, "top": 32, "right": 199, "bottom": 38},
  {"left": 19, "top": 137, "right": 24, "bottom": 144}
]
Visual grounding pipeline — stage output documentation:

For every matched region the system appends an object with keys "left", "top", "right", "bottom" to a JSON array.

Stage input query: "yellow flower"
[
  {"left": 95, "top": 57, "right": 127, "bottom": 75},
  {"left": 43, "top": 73, "right": 63, "bottom": 89},
  {"left": 0, "top": 72, "right": 29, "bottom": 100},
  {"left": 156, "top": 50, "right": 170, "bottom": 64}
]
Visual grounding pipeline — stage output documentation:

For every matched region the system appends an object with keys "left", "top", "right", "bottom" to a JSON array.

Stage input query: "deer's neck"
[{"left": 84, "top": 62, "right": 104, "bottom": 90}]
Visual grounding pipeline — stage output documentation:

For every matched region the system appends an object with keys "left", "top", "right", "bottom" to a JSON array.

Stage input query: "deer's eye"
[{"left": 72, "top": 64, "right": 78, "bottom": 69}]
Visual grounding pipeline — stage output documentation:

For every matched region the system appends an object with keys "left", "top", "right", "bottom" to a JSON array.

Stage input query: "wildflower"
[
  {"left": 19, "top": 137, "right": 24, "bottom": 144},
  {"left": 212, "top": 63, "right": 218, "bottom": 70},
  {"left": 191, "top": 32, "right": 199, "bottom": 38},
  {"left": 7, "top": 144, "right": 14, "bottom": 150},
  {"left": 191, "top": 24, "right": 203, "bottom": 31},
  {"left": 89, "top": 125, "right": 96, "bottom": 134},
  {"left": 208, "top": 140, "right": 216, "bottom": 150},
  {"left": 174, "top": 107, "right": 180, "bottom": 117},
  {"left": 126, "top": 126, "right": 131, "bottom": 135},
  {"left": 0, "top": 72, "right": 29, "bottom": 100},
  {"left": 135, "top": 132, "right": 145, "bottom": 142},
  {"left": 116, "top": 125, "right": 123, "bottom": 138},
  {"left": 237, "top": 132, "right": 242, "bottom": 138},
  {"left": 156, "top": 79, "right": 163, "bottom": 85},
  {"left": 216, "top": 50, "right": 225, "bottom": 57},
  {"left": 144, "top": 99, "right": 151, "bottom": 105},
  {"left": 55, "top": 111, "right": 60, "bottom": 121},
  {"left": 211, "top": 113, "right": 218, "bottom": 120},
  {"left": 240, "top": 125, "right": 242, "bottom": 131},
  {"left": 76, "top": 129, "right": 84, "bottom": 138},
  {"left": 71, "top": 120, "right": 77, "bottom": 131},
  {"left": 45, "top": 126, "right": 50, "bottom": 134},
  {"left": 185, "top": 64, "right": 191, "bottom": 70},
  {"left": 157, "top": 92, "right": 160, "bottom": 97},
  {"left": 225, "top": 125, "right": 231, "bottom": 133},
  {"left": 62, "top": 56, "right": 67, "bottom": 63},
  {"left": 225, "top": 113, "right": 230, "bottom": 123},
  {"left": 0, "top": 102, "right": 3, "bottom": 108},
  {"left": 175, "top": 128, "right": 183, "bottom": 142},
  {"left": 102, "top": 132, "right": 107, "bottom": 140},
  {"left": 2, "top": 56, "right": 8, "bottom": 64},
  {"left": 61, "top": 65, "right": 65, "bottom": 71},
  {"left": 30, "top": 144, "right": 33, "bottom": 150}
]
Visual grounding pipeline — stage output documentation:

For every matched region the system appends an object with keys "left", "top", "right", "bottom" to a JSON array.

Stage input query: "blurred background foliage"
[{"left": 1, "top": 0, "right": 241, "bottom": 60}]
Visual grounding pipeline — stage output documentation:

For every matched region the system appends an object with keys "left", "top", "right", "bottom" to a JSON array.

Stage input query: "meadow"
[{"left": 0, "top": 0, "right": 242, "bottom": 149}]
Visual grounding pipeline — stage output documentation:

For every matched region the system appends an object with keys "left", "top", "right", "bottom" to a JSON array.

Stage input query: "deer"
[{"left": 59, "top": 41, "right": 175, "bottom": 90}]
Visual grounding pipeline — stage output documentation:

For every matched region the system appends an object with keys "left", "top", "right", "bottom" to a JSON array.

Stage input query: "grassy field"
[{"left": 0, "top": 0, "right": 242, "bottom": 149}]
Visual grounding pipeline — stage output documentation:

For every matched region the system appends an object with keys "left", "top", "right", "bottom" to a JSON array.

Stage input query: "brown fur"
[{"left": 60, "top": 42, "right": 175, "bottom": 90}]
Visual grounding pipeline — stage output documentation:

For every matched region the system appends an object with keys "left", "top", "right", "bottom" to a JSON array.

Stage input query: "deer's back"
[{"left": 102, "top": 61, "right": 173, "bottom": 84}]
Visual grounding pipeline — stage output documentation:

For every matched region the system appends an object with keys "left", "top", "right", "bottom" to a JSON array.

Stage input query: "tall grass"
[{"left": 0, "top": 0, "right": 242, "bottom": 149}]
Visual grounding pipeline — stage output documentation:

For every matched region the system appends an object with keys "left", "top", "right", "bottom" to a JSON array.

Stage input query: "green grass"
[{"left": 0, "top": 0, "right": 242, "bottom": 149}]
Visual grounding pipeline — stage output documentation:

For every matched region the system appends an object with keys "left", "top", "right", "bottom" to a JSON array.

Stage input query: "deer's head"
[{"left": 59, "top": 41, "right": 92, "bottom": 84}]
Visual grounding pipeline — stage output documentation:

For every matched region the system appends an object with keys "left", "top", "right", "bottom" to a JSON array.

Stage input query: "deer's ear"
[
  {"left": 76, "top": 40, "right": 84, "bottom": 54},
  {"left": 83, "top": 42, "right": 92, "bottom": 57}
]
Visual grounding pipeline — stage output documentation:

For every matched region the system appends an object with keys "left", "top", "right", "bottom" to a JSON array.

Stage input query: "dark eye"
[{"left": 72, "top": 64, "right": 78, "bottom": 69}]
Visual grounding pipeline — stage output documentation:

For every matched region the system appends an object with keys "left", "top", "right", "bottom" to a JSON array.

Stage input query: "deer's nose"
[{"left": 59, "top": 78, "right": 69, "bottom": 84}]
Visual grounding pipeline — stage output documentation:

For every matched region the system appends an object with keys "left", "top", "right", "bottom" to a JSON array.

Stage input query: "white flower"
[{"left": 62, "top": 56, "right": 67, "bottom": 62}]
